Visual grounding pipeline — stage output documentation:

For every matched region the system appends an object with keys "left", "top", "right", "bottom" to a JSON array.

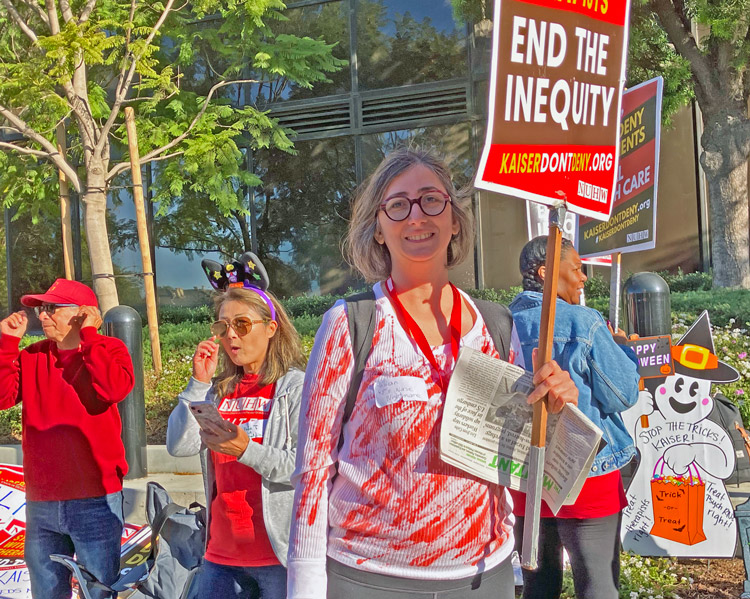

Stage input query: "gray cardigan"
[{"left": 166, "top": 369, "right": 305, "bottom": 566}]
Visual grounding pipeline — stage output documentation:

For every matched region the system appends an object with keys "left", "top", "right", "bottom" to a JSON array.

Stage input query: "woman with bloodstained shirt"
[
  {"left": 286, "top": 148, "right": 578, "bottom": 599},
  {"left": 167, "top": 253, "right": 306, "bottom": 599},
  {"left": 509, "top": 236, "right": 640, "bottom": 599}
]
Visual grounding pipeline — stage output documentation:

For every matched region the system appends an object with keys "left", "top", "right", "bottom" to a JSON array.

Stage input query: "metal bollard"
[
  {"left": 622, "top": 272, "right": 672, "bottom": 337},
  {"left": 103, "top": 305, "right": 148, "bottom": 479}
]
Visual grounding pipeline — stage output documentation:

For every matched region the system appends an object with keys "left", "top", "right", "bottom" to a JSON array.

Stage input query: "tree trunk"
[
  {"left": 704, "top": 159, "right": 750, "bottom": 288},
  {"left": 234, "top": 209, "right": 252, "bottom": 252},
  {"left": 83, "top": 167, "right": 120, "bottom": 312}
]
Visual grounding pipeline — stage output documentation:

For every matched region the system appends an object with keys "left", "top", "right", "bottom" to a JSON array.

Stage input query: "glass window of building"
[
  {"left": 357, "top": 0, "right": 468, "bottom": 91},
  {"left": 361, "top": 123, "right": 474, "bottom": 187},
  {"left": 267, "top": 1, "right": 351, "bottom": 102},
  {"left": 253, "top": 136, "right": 359, "bottom": 296}
]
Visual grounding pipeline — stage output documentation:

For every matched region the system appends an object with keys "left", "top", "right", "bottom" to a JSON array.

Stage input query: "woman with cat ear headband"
[{"left": 167, "top": 252, "right": 306, "bottom": 599}]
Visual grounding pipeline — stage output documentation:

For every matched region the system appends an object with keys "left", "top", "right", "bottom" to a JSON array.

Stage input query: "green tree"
[
  {"left": 0, "top": 0, "right": 344, "bottom": 312},
  {"left": 452, "top": 0, "right": 750, "bottom": 289}
]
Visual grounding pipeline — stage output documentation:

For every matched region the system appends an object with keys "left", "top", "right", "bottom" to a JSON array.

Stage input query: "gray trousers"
[
  {"left": 326, "top": 554, "right": 515, "bottom": 599},
  {"left": 514, "top": 512, "right": 622, "bottom": 599}
]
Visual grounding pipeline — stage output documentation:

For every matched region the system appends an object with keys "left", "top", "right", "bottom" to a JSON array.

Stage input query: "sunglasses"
[
  {"left": 31, "top": 303, "right": 78, "bottom": 318},
  {"left": 210, "top": 317, "right": 268, "bottom": 338}
]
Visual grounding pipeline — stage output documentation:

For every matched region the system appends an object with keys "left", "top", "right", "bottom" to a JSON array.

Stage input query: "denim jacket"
[{"left": 509, "top": 291, "right": 639, "bottom": 476}]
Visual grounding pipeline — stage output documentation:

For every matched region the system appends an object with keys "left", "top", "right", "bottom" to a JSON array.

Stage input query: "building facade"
[{"left": 1, "top": 0, "right": 708, "bottom": 312}]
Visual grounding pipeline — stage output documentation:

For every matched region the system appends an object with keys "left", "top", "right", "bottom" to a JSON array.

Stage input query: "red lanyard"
[{"left": 386, "top": 278, "right": 462, "bottom": 391}]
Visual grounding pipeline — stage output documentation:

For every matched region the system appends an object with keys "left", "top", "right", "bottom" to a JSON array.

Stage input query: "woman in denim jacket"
[{"left": 509, "top": 236, "right": 640, "bottom": 599}]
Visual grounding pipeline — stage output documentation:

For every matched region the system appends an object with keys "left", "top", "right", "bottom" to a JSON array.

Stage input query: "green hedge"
[
  {"left": 586, "top": 288, "right": 750, "bottom": 329},
  {"left": 1, "top": 273, "right": 747, "bottom": 445}
]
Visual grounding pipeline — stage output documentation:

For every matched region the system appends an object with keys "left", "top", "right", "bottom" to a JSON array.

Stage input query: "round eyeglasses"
[
  {"left": 379, "top": 190, "right": 452, "bottom": 222},
  {"left": 31, "top": 303, "right": 78, "bottom": 318},
  {"left": 210, "top": 316, "right": 268, "bottom": 338}
]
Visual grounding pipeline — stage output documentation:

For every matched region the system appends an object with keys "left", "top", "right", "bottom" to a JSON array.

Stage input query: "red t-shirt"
[
  {"left": 204, "top": 374, "right": 279, "bottom": 567},
  {"left": 509, "top": 470, "right": 627, "bottom": 519}
]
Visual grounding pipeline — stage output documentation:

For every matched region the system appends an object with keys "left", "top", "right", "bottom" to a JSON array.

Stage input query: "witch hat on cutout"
[{"left": 670, "top": 310, "right": 739, "bottom": 383}]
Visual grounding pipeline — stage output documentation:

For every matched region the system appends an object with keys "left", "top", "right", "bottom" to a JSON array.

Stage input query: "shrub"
[
  {"left": 583, "top": 273, "right": 610, "bottom": 299},
  {"left": 466, "top": 287, "right": 521, "bottom": 305},
  {"left": 159, "top": 305, "right": 213, "bottom": 325},
  {"left": 281, "top": 294, "right": 339, "bottom": 317},
  {"left": 671, "top": 290, "right": 750, "bottom": 328},
  {"left": 292, "top": 314, "right": 324, "bottom": 338},
  {"left": 657, "top": 268, "right": 712, "bottom": 293}
]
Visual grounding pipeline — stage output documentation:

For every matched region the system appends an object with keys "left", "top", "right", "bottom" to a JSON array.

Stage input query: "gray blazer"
[{"left": 166, "top": 369, "right": 305, "bottom": 566}]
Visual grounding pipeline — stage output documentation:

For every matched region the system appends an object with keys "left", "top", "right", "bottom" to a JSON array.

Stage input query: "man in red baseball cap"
[{"left": 0, "top": 279, "right": 134, "bottom": 599}]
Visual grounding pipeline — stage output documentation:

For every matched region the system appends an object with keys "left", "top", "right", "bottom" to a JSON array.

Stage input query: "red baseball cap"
[{"left": 21, "top": 279, "right": 98, "bottom": 308}]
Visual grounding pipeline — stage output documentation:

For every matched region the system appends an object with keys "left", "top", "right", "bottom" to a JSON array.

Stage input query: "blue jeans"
[
  {"left": 195, "top": 560, "right": 286, "bottom": 599},
  {"left": 25, "top": 492, "right": 124, "bottom": 599}
]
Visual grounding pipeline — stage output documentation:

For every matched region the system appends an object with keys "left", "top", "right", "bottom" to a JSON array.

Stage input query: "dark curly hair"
[{"left": 519, "top": 235, "right": 575, "bottom": 292}]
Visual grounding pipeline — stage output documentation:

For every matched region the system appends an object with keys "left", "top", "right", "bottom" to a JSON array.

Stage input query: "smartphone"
[{"left": 189, "top": 401, "right": 226, "bottom": 430}]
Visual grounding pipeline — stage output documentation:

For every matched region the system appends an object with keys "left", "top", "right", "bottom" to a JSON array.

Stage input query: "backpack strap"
[
  {"left": 339, "top": 290, "right": 377, "bottom": 450},
  {"left": 471, "top": 297, "right": 513, "bottom": 361},
  {"left": 338, "top": 290, "right": 512, "bottom": 451}
]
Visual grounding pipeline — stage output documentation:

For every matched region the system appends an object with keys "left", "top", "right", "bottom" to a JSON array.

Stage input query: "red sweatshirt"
[{"left": 0, "top": 328, "right": 134, "bottom": 501}]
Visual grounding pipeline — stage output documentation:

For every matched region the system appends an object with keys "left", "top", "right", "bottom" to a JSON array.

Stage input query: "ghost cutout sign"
[{"left": 621, "top": 311, "right": 739, "bottom": 556}]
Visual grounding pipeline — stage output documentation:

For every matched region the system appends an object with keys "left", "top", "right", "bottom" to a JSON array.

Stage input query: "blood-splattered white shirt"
[{"left": 287, "top": 283, "right": 520, "bottom": 598}]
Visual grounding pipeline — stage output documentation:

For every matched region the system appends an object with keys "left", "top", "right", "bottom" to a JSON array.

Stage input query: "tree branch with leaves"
[{"left": 0, "top": 0, "right": 345, "bottom": 311}]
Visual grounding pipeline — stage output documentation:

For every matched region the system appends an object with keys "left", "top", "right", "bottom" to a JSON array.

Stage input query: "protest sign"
[
  {"left": 0, "top": 465, "right": 25, "bottom": 562},
  {"left": 0, "top": 466, "right": 28, "bottom": 597},
  {"left": 621, "top": 312, "right": 739, "bottom": 556},
  {"left": 475, "top": 0, "right": 630, "bottom": 220},
  {"left": 626, "top": 335, "right": 674, "bottom": 379},
  {"left": 526, "top": 202, "right": 613, "bottom": 266},
  {"left": 578, "top": 77, "right": 663, "bottom": 256}
]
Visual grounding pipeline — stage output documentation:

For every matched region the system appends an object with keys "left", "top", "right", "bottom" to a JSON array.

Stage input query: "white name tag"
[
  {"left": 373, "top": 376, "right": 429, "bottom": 408},
  {"left": 240, "top": 420, "right": 265, "bottom": 440}
]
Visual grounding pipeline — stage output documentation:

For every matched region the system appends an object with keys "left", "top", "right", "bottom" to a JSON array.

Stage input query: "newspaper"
[{"left": 440, "top": 347, "right": 603, "bottom": 514}]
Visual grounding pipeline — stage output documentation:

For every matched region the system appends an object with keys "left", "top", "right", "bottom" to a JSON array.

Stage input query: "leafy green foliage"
[
  {"left": 465, "top": 287, "right": 521, "bottom": 306},
  {"left": 281, "top": 294, "right": 340, "bottom": 318},
  {"left": 626, "top": 0, "right": 695, "bottom": 125},
  {"left": 657, "top": 269, "right": 712, "bottom": 293},
  {"left": 0, "top": 0, "right": 345, "bottom": 305},
  {"left": 583, "top": 273, "right": 611, "bottom": 300}
]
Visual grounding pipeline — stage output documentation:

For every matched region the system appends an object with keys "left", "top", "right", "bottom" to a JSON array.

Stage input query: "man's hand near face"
[
  {"left": 0, "top": 312, "right": 28, "bottom": 339},
  {"left": 72, "top": 306, "right": 102, "bottom": 331}
]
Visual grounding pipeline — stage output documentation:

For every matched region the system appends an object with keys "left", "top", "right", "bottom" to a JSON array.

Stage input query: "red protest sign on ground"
[{"left": 476, "top": 0, "right": 630, "bottom": 221}]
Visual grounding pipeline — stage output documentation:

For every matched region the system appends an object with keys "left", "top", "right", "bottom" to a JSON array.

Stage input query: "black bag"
[
  {"left": 53, "top": 482, "right": 206, "bottom": 599},
  {"left": 128, "top": 482, "right": 206, "bottom": 599},
  {"left": 708, "top": 392, "right": 750, "bottom": 485}
]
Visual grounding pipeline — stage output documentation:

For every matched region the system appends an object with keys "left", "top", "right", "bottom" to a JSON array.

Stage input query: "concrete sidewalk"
[{"left": 0, "top": 445, "right": 204, "bottom": 524}]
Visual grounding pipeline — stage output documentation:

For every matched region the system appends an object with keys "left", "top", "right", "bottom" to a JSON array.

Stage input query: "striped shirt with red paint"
[{"left": 288, "top": 283, "right": 520, "bottom": 598}]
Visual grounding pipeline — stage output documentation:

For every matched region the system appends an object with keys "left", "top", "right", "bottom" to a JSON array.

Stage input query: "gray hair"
[
  {"left": 344, "top": 147, "right": 474, "bottom": 282},
  {"left": 519, "top": 235, "right": 575, "bottom": 292}
]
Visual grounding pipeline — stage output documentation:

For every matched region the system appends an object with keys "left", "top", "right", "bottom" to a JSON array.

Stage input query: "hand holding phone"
[
  {"left": 190, "top": 401, "right": 249, "bottom": 457},
  {"left": 189, "top": 401, "right": 227, "bottom": 430}
]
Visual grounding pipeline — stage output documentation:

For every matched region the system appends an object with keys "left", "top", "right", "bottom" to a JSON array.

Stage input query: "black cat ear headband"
[{"left": 201, "top": 252, "right": 276, "bottom": 320}]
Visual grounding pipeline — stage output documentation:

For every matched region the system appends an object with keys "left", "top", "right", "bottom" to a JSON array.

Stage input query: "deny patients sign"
[
  {"left": 475, "top": 0, "right": 630, "bottom": 220},
  {"left": 577, "top": 77, "right": 663, "bottom": 256}
]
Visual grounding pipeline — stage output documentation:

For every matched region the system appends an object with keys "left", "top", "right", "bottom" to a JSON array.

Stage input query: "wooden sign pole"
[
  {"left": 609, "top": 251, "right": 622, "bottom": 330},
  {"left": 124, "top": 107, "right": 162, "bottom": 373},
  {"left": 55, "top": 124, "right": 74, "bottom": 280},
  {"left": 522, "top": 203, "right": 565, "bottom": 570}
]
